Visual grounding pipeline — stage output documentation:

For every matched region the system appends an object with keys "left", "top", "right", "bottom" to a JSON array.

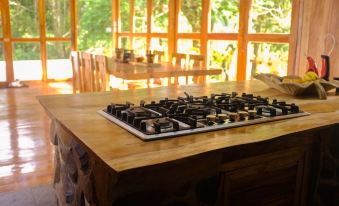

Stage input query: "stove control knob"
[
  {"left": 228, "top": 112, "right": 238, "bottom": 122},
  {"left": 122, "top": 112, "right": 128, "bottom": 121},
  {"left": 248, "top": 110, "right": 257, "bottom": 119},
  {"left": 206, "top": 115, "right": 216, "bottom": 122},
  {"left": 140, "top": 121, "right": 147, "bottom": 132},
  {"left": 216, "top": 114, "right": 227, "bottom": 124},
  {"left": 173, "top": 121, "right": 180, "bottom": 131},
  {"left": 127, "top": 115, "right": 134, "bottom": 124},
  {"left": 290, "top": 104, "right": 299, "bottom": 114},
  {"left": 238, "top": 111, "right": 248, "bottom": 120},
  {"left": 154, "top": 123, "right": 161, "bottom": 133}
]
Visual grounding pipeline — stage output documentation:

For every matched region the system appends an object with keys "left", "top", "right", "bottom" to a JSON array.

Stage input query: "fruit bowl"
[{"left": 254, "top": 73, "right": 338, "bottom": 99}]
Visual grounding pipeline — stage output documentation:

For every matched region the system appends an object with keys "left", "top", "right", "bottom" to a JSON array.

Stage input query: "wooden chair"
[
  {"left": 172, "top": 53, "right": 187, "bottom": 65},
  {"left": 70, "top": 51, "right": 83, "bottom": 93},
  {"left": 153, "top": 50, "right": 165, "bottom": 63},
  {"left": 189, "top": 54, "right": 205, "bottom": 84},
  {"left": 94, "top": 54, "right": 109, "bottom": 92},
  {"left": 171, "top": 53, "right": 187, "bottom": 85},
  {"left": 80, "top": 52, "right": 96, "bottom": 92},
  {"left": 189, "top": 54, "right": 205, "bottom": 67}
]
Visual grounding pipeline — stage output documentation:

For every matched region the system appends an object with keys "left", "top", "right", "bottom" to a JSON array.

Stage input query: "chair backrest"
[
  {"left": 70, "top": 51, "right": 83, "bottom": 93},
  {"left": 80, "top": 52, "right": 96, "bottom": 92},
  {"left": 94, "top": 54, "right": 109, "bottom": 92},
  {"left": 172, "top": 53, "right": 187, "bottom": 65},
  {"left": 153, "top": 50, "right": 165, "bottom": 63},
  {"left": 189, "top": 54, "right": 205, "bottom": 67}
]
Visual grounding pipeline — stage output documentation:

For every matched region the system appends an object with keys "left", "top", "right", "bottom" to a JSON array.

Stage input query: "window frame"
[
  {"left": 0, "top": 0, "right": 76, "bottom": 83},
  {"left": 115, "top": 0, "right": 299, "bottom": 80}
]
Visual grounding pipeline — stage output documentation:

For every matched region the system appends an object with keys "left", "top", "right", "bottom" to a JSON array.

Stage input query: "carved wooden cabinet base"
[{"left": 50, "top": 119, "right": 339, "bottom": 206}]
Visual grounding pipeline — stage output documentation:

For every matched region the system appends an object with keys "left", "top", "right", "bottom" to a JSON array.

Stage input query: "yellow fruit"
[
  {"left": 302, "top": 71, "right": 319, "bottom": 82},
  {"left": 282, "top": 76, "right": 303, "bottom": 83}
]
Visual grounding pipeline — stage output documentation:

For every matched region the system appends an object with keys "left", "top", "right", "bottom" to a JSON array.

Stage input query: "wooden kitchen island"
[{"left": 37, "top": 80, "right": 339, "bottom": 206}]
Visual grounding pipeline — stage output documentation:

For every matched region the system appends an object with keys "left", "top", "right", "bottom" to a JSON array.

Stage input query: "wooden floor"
[{"left": 0, "top": 82, "right": 73, "bottom": 192}]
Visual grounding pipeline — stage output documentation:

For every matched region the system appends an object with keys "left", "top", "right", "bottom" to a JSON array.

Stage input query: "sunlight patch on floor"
[{"left": 47, "top": 82, "right": 73, "bottom": 94}]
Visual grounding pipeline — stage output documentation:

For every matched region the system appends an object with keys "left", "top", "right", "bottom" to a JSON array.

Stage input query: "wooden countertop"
[{"left": 37, "top": 80, "right": 339, "bottom": 173}]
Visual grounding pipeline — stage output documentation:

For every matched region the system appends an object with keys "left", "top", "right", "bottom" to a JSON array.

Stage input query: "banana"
[
  {"left": 282, "top": 76, "right": 303, "bottom": 83},
  {"left": 302, "top": 71, "right": 319, "bottom": 82}
]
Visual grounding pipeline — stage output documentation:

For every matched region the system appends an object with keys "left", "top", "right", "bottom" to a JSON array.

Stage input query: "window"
[
  {"left": 10, "top": 0, "right": 40, "bottom": 38},
  {"left": 0, "top": 43, "right": 5, "bottom": 82},
  {"left": 210, "top": 0, "right": 239, "bottom": 33},
  {"left": 247, "top": 42, "right": 289, "bottom": 79},
  {"left": 13, "top": 43, "right": 42, "bottom": 81},
  {"left": 117, "top": 0, "right": 169, "bottom": 56},
  {"left": 119, "top": 36, "right": 130, "bottom": 49},
  {"left": 208, "top": 40, "right": 237, "bottom": 81},
  {"left": 115, "top": 0, "right": 295, "bottom": 82},
  {"left": 47, "top": 42, "right": 72, "bottom": 79},
  {"left": 152, "top": 0, "right": 169, "bottom": 33},
  {"left": 133, "top": 37, "right": 147, "bottom": 56},
  {"left": 119, "top": 0, "right": 130, "bottom": 32},
  {"left": 177, "top": 39, "right": 200, "bottom": 54},
  {"left": 134, "top": 0, "right": 147, "bottom": 33},
  {"left": 246, "top": 0, "right": 292, "bottom": 79},
  {"left": 45, "top": 0, "right": 71, "bottom": 37},
  {"left": 178, "top": 0, "right": 202, "bottom": 33},
  {"left": 78, "top": 0, "right": 112, "bottom": 55},
  {"left": 249, "top": 0, "right": 292, "bottom": 34}
]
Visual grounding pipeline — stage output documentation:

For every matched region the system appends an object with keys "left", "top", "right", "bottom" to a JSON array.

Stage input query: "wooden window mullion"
[
  {"left": 146, "top": 0, "right": 152, "bottom": 50},
  {"left": 236, "top": 0, "right": 251, "bottom": 80},
  {"left": 70, "top": 0, "right": 77, "bottom": 51},
  {"left": 168, "top": 0, "right": 177, "bottom": 59},
  {"left": 39, "top": 0, "right": 47, "bottom": 81},
  {"left": 201, "top": 0, "right": 209, "bottom": 67},
  {"left": 2, "top": 0, "right": 14, "bottom": 83},
  {"left": 130, "top": 0, "right": 135, "bottom": 49}
]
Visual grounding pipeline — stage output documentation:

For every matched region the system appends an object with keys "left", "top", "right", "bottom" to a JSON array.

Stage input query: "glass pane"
[
  {"left": 119, "top": 37, "right": 130, "bottom": 49},
  {"left": 150, "top": 38, "right": 168, "bottom": 61},
  {"left": 210, "top": 0, "right": 239, "bottom": 33},
  {"left": 178, "top": 0, "right": 202, "bottom": 33},
  {"left": 45, "top": 0, "right": 70, "bottom": 37},
  {"left": 10, "top": 0, "right": 40, "bottom": 38},
  {"left": 77, "top": 0, "right": 112, "bottom": 55},
  {"left": 120, "top": 0, "right": 130, "bottom": 32},
  {"left": 177, "top": 39, "right": 200, "bottom": 54},
  {"left": 208, "top": 40, "right": 238, "bottom": 81},
  {"left": 246, "top": 42, "right": 289, "bottom": 79},
  {"left": 249, "top": 0, "right": 292, "bottom": 34},
  {"left": 47, "top": 42, "right": 72, "bottom": 79},
  {"left": 133, "top": 37, "right": 147, "bottom": 56},
  {"left": 0, "top": 43, "right": 6, "bottom": 82},
  {"left": 13, "top": 43, "right": 42, "bottom": 81},
  {"left": 134, "top": 0, "right": 147, "bottom": 33},
  {"left": 152, "top": 0, "right": 169, "bottom": 33}
]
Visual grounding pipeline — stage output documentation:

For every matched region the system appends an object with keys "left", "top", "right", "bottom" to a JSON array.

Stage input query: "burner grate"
[{"left": 98, "top": 92, "right": 310, "bottom": 141}]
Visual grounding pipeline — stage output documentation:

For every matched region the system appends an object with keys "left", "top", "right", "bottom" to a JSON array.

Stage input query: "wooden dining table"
[{"left": 107, "top": 59, "right": 222, "bottom": 83}]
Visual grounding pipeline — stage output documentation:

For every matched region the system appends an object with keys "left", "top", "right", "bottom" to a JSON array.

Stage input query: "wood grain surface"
[{"left": 37, "top": 80, "right": 339, "bottom": 173}]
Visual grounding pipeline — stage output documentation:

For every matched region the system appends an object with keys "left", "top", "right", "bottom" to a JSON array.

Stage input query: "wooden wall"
[{"left": 295, "top": 0, "right": 339, "bottom": 78}]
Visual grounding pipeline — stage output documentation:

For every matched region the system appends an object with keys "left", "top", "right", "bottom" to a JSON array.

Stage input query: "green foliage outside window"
[
  {"left": 152, "top": 0, "right": 169, "bottom": 33},
  {"left": 120, "top": 0, "right": 130, "bottom": 32},
  {"left": 10, "top": 0, "right": 40, "bottom": 38},
  {"left": 134, "top": 0, "right": 147, "bottom": 33},
  {"left": 77, "top": 0, "right": 112, "bottom": 55},
  {"left": 179, "top": 0, "right": 202, "bottom": 33},
  {"left": 248, "top": 0, "right": 291, "bottom": 78},
  {"left": 210, "top": 0, "right": 239, "bottom": 33}
]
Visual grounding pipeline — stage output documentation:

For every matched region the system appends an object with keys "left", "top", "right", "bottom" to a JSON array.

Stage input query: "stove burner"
[{"left": 99, "top": 92, "right": 309, "bottom": 141}]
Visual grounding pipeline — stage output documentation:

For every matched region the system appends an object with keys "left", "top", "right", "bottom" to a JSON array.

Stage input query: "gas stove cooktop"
[{"left": 98, "top": 92, "right": 309, "bottom": 141}]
